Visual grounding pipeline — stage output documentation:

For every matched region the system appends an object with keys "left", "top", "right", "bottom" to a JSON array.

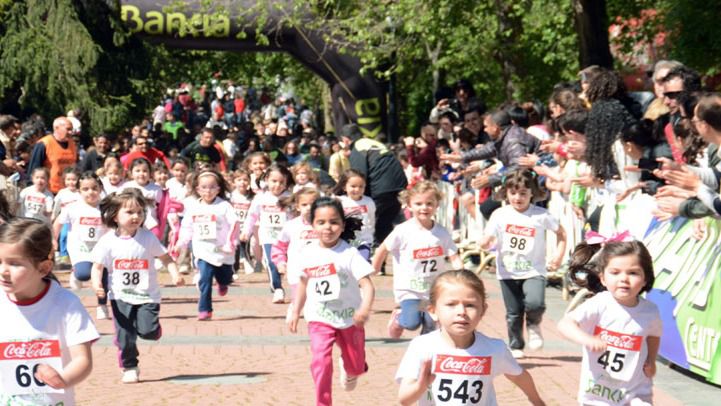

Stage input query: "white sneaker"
[
  {"left": 121, "top": 367, "right": 139, "bottom": 384},
  {"left": 179, "top": 264, "right": 191, "bottom": 275},
  {"left": 272, "top": 288, "right": 285, "bottom": 304},
  {"left": 527, "top": 324, "right": 544, "bottom": 351},
  {"left": 338, "top": 357, "right": 358, "bottom": 391},
  {"left": 510, "top": 349, "right": 525, "bottom": 359},
  {"left": 243, "top": 259, "right": 255, "bottom": 275},
  {"left": 69, "top": 274, "right": 83, "bottom": 290},
  {"left": 96, "top": 305, "right": 110, "bottom": 320}
]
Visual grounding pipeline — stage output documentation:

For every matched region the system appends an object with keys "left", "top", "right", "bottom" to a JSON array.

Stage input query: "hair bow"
[{"left": 584, "top": 230, "right": 633, "bottom": 245}]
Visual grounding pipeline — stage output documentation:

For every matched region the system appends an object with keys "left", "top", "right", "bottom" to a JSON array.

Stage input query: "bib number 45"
[
  {"left": 437, "top": 378, "right": 483, "bottom": 404},
  {"left": 597, "top": 350, "right": 625, "bottom": 372}
]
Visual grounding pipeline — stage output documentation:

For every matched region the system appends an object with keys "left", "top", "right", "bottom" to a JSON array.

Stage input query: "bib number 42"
[{"left": 437, "top": 378, "right": 482, "bottom": 403}]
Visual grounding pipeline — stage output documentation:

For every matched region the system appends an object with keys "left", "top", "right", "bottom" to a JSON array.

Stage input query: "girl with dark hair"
[
  {"left": 334, "top": 169, "right": 376, "bottom": 260},
  {"left": 122, "top": 157, "right": 163, "bottom": 240},
  {"left": 287, "top": 196, "right": 375, "bottom": 405}
]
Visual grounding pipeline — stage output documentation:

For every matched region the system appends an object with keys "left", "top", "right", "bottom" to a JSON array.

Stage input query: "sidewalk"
[{"left": 62, "top": 270, "right": 706, "bottom": 405}]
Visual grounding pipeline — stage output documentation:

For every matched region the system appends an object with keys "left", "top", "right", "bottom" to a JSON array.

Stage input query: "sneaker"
[
  {"left": 527, "top": 324, "right": 544, "bottom": 351},
  {"left": 338, "top": 357, "right": 358, "bottom": 391},
  {"left": 387, "top": 309, "right": 403, "bottom": 339},
  {"left": 121, "top": 367, "right": 139, "bottom": 384},
  {"left": 510, "top": 349, "right": 525, "bottom": 359},
  {"left": 232, "top": 273, "right": 240, "bottom": 281},
  {"left": 179, "top": 264, "right": 191, "bottom": 275},
  {"left": 96, "top": 305, "right": 110, "bottom": 320},
  {"left": 69, "top": 273, "right": 83, "bottom": 290},
  {"left": 217, "top": 284, "right": 228, "bottom": 297},
  {"left": 198, "top": 311, "right": 213, "bottom": 321},
  {"left": 272, "top": 288, "right": 285, "bottom": 304}
]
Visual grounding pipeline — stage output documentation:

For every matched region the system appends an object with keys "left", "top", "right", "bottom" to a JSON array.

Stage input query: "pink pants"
[{"left": 308, "top": 322, "right": 367, "bottom": 406}]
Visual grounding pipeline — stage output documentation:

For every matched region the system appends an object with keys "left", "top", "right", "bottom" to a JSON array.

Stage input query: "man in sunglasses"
[{"left": 659, "top": 66, "right": 702, "bottom": 163}]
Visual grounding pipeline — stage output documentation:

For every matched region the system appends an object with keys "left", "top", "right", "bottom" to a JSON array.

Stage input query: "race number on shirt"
[
  {"left": 25, "top": 195, "right": 45, "bottom": 215},
  {"left": 593, "top": 326, "right": 642, "bottom": 382},
  {"left": 305, "top": 263, "right": 341, "bottom": 302},
  {"left": 403, "top": 246, "right": 445, "bottom": 292},
  {"left": 0, "top": 340, "right": 64, "bottom": 395},
  {"left": 260, "top": 206, "right": 286, "bottom": 228},
  {"left": 233, "top": 202, "right": 250, "bottom": 222},
  {"left": 431, "top": 354, "right": 491, "bottom": 405},
  {"left": 343, "top": 205, "right": 368, "bottom": 217},
  {"left": 503, "top": 224, "right": 535, "bottom": 255},
  {"left": 113, "top": 259, "right": 150, "bottom": 291},
  {"left": 78, "top": 217, "right": 102, "bottom": 242},
  {"left": 192, "top": 214, "right": 217, "bottom": 240}
]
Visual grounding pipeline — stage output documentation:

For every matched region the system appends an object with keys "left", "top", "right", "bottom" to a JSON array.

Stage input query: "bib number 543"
[{"left": 437, "top": 378, "right": 482, "bottom": 403}]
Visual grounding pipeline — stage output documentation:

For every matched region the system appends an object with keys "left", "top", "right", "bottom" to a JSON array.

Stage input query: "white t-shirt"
[
  {"left": 91, "top": 228, "right": 167, "bottom": 304},
  {"left": 338, "top": 195, "right": 376, "bottom": 246},
  {"left": 18, "top": 187, "right": 53, "bottom": 222},
  {"left": 292, "top": 182, "right": 318, "bottom": 194},
  {"left": 122, "top": 181, "right": 163, "bottom": 230},
  {"left": 166, "top": 178, "right": 186, "bottom": 203},
  {"left": 395, "top": 330, "right": 523, "bottom": 406},
  {"left": 243, "top": 190, "right": 292, "bottom": 244},
  {"left": 100, "top": 177, "right": 125, "bottom": 196},
  {"left": 276, "top": 216, "right": 319, "bottom": 285},
  {"left": 383, "top": 219, "right": 458, "bottom": 303},
  {"left": 298, "top": 240, "right": 374, "bottom": 329},
  {"left": 569, "top": 291, "right": 662, "bottom": 405},
  {"left": 484, "top": 205, "right": 559, "bottom": 280},
  {"left": 0, "top": 281, "right": 99, "bottom": 406},
  {"left": 229, "top": 191, "right": 252, "bottom": 228},
  {"left": 179, "top": 197, "right": 238, "bottom": 267},
  {"left": 56, "top": 201, "right": 108, "bottom": 265},
  {"left": 52, "top": 188, "right": 79, "bottom": 218}
]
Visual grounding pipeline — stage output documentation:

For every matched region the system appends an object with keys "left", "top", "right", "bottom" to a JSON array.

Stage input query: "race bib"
[
  {"left": 192, "top": 214, "right": 217, "bottom": 240},
  {"left": 343, "top": 205, "right": 368, "bottom": 217},
  {"left": 113, "top": 259, "right": 150, "bottom": 292},
  {"left": 78, "top": 217, "right": 102, "bottom": 242},
  {"left": 431, "top": 354, "right": 491, "bottom": 405},
  {"left": 593, "top": 326, "right": 642, "bottom": 382},
  {"left": 412, "top": 246, "right": 445, "bottom": 276},
  {"left": 503, "top": 224, "right": 535, "bottom": 255},
  {"left": 260, "top": 206, "right": 286, "bottom": 239},
  {"left": 24, "top": 195, "right": 45, "bottom": 215},
  {"left": 0, "top": 340, "right": 64, "bottom": 396},
  {"left": 233, "top": 202, "right": 250, "bottom": 223},
  {"left": 305, "top": 263, "right": 341, "bottom": 302}
]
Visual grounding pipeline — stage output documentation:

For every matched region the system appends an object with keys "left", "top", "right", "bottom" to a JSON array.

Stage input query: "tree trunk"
[
  {"left": 573, "top": 0, "right": 614, "bottom": 69},
  {"left": 493, "top": 0, "right": 525, "bottom": 101}
]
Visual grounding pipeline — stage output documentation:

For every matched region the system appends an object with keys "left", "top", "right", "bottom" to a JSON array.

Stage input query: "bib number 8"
[
  {"left": 123, "top": 272, "right": 140, "bottom": 286},
  {"left": 88, "top": 227, "right": 96, "bottom": 239},
  {"left": 597, "top": 350, "right": 625, "bottom": 372},
  {"left": 437, "top": 378, "right": 482, "bottom": 403},
  {"left": 16, "top": 364, "right": 46, "bottom": 388},
  {"left": 508, "top": 236, "right": 526, "bottom": 251}
]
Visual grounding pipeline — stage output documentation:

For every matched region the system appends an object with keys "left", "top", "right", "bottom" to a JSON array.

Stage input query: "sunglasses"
[{"left": 663, "top": 91, "right": 683, "bottom": 100}]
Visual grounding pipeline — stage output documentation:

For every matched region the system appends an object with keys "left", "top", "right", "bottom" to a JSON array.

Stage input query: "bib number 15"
[{"left": 437, "top": 378, "right": 483, "bottom": 403}]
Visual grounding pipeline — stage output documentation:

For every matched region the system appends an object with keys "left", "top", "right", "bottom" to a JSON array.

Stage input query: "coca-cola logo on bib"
[
  {"left": 26, "top": 195, "right": 45, "bottom": 204},
  {"left": 114, "top": 259, "right": 149, "bottom": 271},
  {"left": 304, "top": 263, "right": 337, "bottom": 278},
  {"left": 193, "top": 214, "right": 216, "bottom": 222},
  {"left": 343, "top": 205, "right": 368, "bottom": 215},
  {"left": 413, "top": 246, "right": 444, "bottom": 260},
  {"left": 0, "top": 340, "right": 61, "bottom": 360},
  {"left": 300, "top": 230, "right": 320, "bottom": 240},
  {"left": 79, "top": 217, "right": 102, "bottom": 226},
  {"left": 261, "top": 205, "right": 281, "bottom": 213},
  {"left": 593, "top": 326, "right": 642, "bottom": 351},
  {"left": 505, "top": 224, "right": 535, "bottom": 237},
  {"left": 434, "top": 355, "right": 491, "bottom": 375},
  {"left": 233, "top": 203, "right": 250, "bottom": 210}
]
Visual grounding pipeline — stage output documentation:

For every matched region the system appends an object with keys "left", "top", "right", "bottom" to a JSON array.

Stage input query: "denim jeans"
[
  {"left": 111, "top": 300, "right": 161, "bottom": 369},
  {"left": 262, "top": 243, "right": 282, "bottom": 291},
  {"left": 197, "top": 259, "right": 234, "bottom": 312},
  {"left": 399, "top": 299, "right": 436, "bottom": 333},
  {"left": 499, "top": 276, "right": 546, "bottom": 350},
  {"left": 74, "top": 261, "right": 108, "bottom": 305}
]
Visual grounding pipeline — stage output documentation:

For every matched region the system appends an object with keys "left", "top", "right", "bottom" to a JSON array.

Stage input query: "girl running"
[
  {"left": 52, "top": 168, "right": 80, "bottom": 262},
  {"left": 230, "top": 169, "right": 254, "bottom": 274},
  {"left": 122, "top": 158, "right": 163, "bottom": 240},
  {"left": 176, "top": 170, "right": 239, "bottom": 321},
  {"left": 243, "top": 151, "right": 270, "bottom": 193},
  {"left": 287, "top": 197, "right": 375, "bottom": 406},
  {"left": 53, "top": 172, "right": 111, "bottom": 319},
  {"left": 480, "top": 169, "right": 566, "bottom": 358},
  {"left": 333, "top": 169, "right": 376, "bottom": 261},
  {"left": 167, "top": 157, "right": 190, "bottom": 203},
  {"left": 292, "top": 161, "right": 319, "bottom": 192},
  {"left": 240, "top": 163, "right": 294, "bottom": 303},
  {"left": 558, "top": 240, "right": 661, "bottom": 405},
  {"left": 90, "top": 188, "right": 184, "bottom": 383},
  {"left": 396, "top": 270, "right": 545, "bottom": 406},
  {"left": 271, "top": 187, "right": 321, "bottom": 320},
  {"left": 18, "top": 167, "right": 54, "bottom": 222},
  {"left": 0, "top": 218, "right": 99, "bottom": 406},
  {"left": 373, "top": 180, "right": 461, "bottom": 338},
  {"left": 101, "top": 158, "right": 125, "bottom": 195}
]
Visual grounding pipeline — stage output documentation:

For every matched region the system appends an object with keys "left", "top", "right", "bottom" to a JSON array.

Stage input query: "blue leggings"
[
  {"left": 74, "top": 261, "right": 108, "bottom": 305},
  {"left": 196, "top": 259, "right": 234, "bottom": 312},
  {"left": 399, "top": 299, "right": 435, "bottom": 331},
  {"left": 59, "top": 224, "right": 69, "bottom": 257}
]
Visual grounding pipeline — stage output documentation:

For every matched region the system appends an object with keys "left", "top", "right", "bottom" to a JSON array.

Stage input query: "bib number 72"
[
  {"left": 597, "top": 350, "right": 625, "bottom": 372},
  {"left": 437, "top": 378, "right": 482, "bottom": 403}
]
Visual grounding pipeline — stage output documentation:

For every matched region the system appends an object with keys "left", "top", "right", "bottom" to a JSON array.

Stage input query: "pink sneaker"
[
  {"left": 217, "top": 284, "right": 228, "bottom": 297},
  {"left": 387, "top": 309, "right": 403, "bottom": 339},
  {"left": 198, "top": 311, "right": 213, "bottom": 321}
]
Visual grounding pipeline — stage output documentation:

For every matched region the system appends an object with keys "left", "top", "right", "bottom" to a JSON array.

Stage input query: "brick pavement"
[{"left": 58, "top": 270, "right": 695, "bottom": 405}]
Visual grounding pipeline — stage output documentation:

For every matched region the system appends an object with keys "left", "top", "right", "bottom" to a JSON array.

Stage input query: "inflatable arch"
[{"left": 120, "top": 0, "right": 387, "bottom": 137}]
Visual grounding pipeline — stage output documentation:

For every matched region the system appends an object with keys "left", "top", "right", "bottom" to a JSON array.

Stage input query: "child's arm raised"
[
  {"left": 505, "top": 370, "right": 545, "bottom": 406},
  {"left": 557, "top": 314, "right": 607, "bottom": 352},
  {"left": 34, "top": 341, "right": 93, "bottom": 389},
  {"left": 398, "top": 358, "right": 435, "bottom": 406},
  {"left": 353, "top": 276, "right": 375, "bottom": 326},
  {"left": 644, "top": 336, "right": 661, "bottom": 378}
]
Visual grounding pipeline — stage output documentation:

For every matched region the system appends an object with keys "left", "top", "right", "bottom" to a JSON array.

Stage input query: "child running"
[
  {"left": 287, "top": 197, "right": 375, "bottom": 406},
  {"left": 101, "top": 158, "right": 125, "bottom": 195},
  {"left": 271, "top": 187, "right": 321, "bottom": 320},
  {"left": 244, "top": 151, "right": 270, "bottom": 193},
  {"left": 333, "top": 169, "right": 375, "bottom": 261},
  {"left": 558, "top": 239, "right": 661, "bottom": 405},
  {"left": 122, "top": 158, "right": 163, "bottom": 240},
  {"left": 0, "top": 218, "right": 99, "bottom": 405},
  {"left": 373, "top": 180, "right": 461, "bottom": 338},
  {"left": 240, "top": 163, "right": 294, "bottom": 303},
  {"left": 90, "top": 188, "right": 184, "bottom": 383},
  {"left": 18, "top": 167, "right": 54, "bottom": 222},
  {"left": 480, "top": 169, "right": 566, "bottom": 358},
  {"left": 52, "top": 168, "right": 80, "bottom": 264},
  {"left": 167, "top": 157, "right": 190, "bottom": 203},
  {"left": 292, "top": 161, "right": 319, "bottom": 192},
  {"left": 230, "top": 169, "right": 254, "bottom": 275},
  {"left": 54, "top": 172, "right": 111, "bottom": 319},
  {"left": 176, "top": 169, "right": 239, "bottom": 321},
  {"left": 396, "top": 270, "right": 545, "bottom": 406}
]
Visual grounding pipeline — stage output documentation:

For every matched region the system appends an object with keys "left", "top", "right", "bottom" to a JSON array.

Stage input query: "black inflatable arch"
[{"left": 120, "top": 1, "right": 387, "bottom": 138}]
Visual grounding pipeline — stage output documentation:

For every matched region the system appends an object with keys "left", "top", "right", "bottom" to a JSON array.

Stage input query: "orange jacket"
[{"left": 40, "top": 135, "right": 77, "bottom": 194}]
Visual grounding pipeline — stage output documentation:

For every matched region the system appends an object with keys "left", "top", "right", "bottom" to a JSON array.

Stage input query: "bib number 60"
[{"left": 16, "top": 364, "right": 46, "bottom": 388}]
